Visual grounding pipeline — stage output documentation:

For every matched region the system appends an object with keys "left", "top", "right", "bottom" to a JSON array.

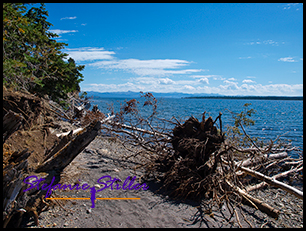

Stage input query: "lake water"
[{"left": 89, "top": 97, "right": 303, "bottom": 154}]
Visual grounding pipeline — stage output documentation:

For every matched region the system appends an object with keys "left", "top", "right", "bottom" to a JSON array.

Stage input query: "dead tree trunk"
[{"left": 35, "top": 120, "right": 101, "bottom": 172}]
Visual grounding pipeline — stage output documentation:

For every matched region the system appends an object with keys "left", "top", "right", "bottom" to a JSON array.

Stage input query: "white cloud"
[
  {"left": 92, "top": 59, "right": 189, "bottom": 69},
  {"left": 223, "top": 80, "right": 238, "bottom": 85},
  {"left": 60, "top": 16, "right": 77, "bottom": 20},
  {"left": 190, "top": 75, "right": 218, "bottom": 78},
  {"left": 90, "top": 58, "right": 203, "bottom": 76},
  {"left": 221, "top": 80, "right": 239, "bottom": 90},
  {"left": 65, "top": 47, "right": 116, "bottom": 61},
  {"left": 278, "top": 57, "right": 297, "bottom": 62},
  {"left": 183, "top": 85, "right": 195, "bottom": 91},
  {"left": 67, "top": 46, "right": 205, "bottom": 77},
  {"left": 134, "top": 68, "right": 201, "bottom": 76},
  {"left": 86, "top": 82, "right": 142, "bottom": 92},
  {"left": 238, "top": 56, "right": 252, "bottom": 59},
  {"left": 263, "top": 40, "right": 279, "bottom": 46},
  {"left": 242, "top": 79, "right": 256, "bottom": 83},
  {"left": 159, "top": 78, "right": 175, "bottom": 85},
  {"left": 244, "top": 39, "right": 281, "bottom": 46},
  {"left": 228, "top": 78, "right": 237, "bottom": 81},
  {"left": 283, "top": 3, "right": 300, "bottom": 10},
  {"left": 83, "top": 81, "right": 303, "bottom": 96},
  {"left": 231, "top": 83, "right": 303, "bottom": 96},
  {"left": 246, "top": 76, "right": 256, "bottom": 79},
  {"left": 49, "top": 29, "right": 78, "bottom": 35},
  {"left": 198, "top": 78, "right": 209, "bottom": 84}
]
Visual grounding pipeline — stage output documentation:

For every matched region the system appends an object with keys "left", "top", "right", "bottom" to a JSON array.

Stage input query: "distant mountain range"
[
  {"left": 84, "top": 91, "right": 303, "bottom": 100},
  {"left": 85, "top": 91, "right": 221, "bottom": 99}
]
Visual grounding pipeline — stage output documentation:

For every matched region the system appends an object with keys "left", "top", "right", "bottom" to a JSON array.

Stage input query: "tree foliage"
[
  {"left": 226, "top": 103, "right": 257, "bottom": 147},
  {"left": 3, "top": 3, "right": 84, "bottom": 104}
]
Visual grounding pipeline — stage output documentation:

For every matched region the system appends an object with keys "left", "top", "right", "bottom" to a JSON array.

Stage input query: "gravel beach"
[{"left": 23, "top": 135, "right": 303, "bottom": 228}]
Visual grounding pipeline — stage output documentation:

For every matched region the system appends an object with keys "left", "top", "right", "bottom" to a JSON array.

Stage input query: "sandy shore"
[{"left": 22, "top": 135, "right": 303, "bottom": 228}]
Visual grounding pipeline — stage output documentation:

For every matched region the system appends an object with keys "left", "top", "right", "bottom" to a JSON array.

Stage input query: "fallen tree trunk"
[
  {"left": 35, "top": 120, "right": 101, "bottom": 172},
  {"left": 36, "top": 115, "right": 115, "bottom": 172},
  {"left": 56, "top": 115, "right": 115, "bottom": 138}
]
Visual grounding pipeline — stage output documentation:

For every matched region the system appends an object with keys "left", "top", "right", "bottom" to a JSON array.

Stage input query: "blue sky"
[{"left": 45, "top": 3, "right": 303, "bottom": 96}]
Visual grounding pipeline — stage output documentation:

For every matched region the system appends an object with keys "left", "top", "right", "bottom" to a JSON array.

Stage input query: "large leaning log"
[
  {"left": 36, "top": 115, "right": 115, "bottom": 173},
  {"left": 35, "top": 120, "right": 101, "bottom": 172},
  {"left": 55, "top": 115, "right": 115, "bottom": 138}
]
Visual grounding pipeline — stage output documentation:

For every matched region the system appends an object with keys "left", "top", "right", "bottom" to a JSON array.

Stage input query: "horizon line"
[{"left": 83, "top": 91, "right": 303, "bottom": 97}]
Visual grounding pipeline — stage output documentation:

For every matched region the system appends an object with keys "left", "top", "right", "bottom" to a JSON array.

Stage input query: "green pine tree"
[{"left": 3, "top": 3, "right": 84, "bottom": 105}]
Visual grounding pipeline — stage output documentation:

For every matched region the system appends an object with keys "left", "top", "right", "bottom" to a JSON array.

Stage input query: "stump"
[{"left": 146, "top": 113, "right": 224, "bottom": 200}]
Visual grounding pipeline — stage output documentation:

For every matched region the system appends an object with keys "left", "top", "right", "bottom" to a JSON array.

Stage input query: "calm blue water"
[{"left": 90, "top": 98, "right": 303, "bottom": 153}]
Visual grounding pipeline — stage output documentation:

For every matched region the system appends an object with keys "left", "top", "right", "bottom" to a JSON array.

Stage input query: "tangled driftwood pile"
[
  {"left": 102, "top": 94, "right": 303, "bottom": 224},
  {"left": 144, "top": 114, "right": 224, "bottom": 199},
  {"left": 3, "top": 90, "right": 303, "bottom": 227}
]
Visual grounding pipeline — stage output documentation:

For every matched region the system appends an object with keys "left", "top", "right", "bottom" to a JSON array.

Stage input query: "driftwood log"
[
  {"left": 226, "top": 180, "right": 280, "bottom": 219},
  {"left": 238, "top": 165, "right": 303, "bottom": 199},
  {"left": 36, "top": 119, "right": 101, "bottom": 173},
  {"left": 246, "top": 166, "right": 303, "bottom": 192}
]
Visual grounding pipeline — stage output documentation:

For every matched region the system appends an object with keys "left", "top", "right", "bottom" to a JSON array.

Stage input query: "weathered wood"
[
  {"left": 246, "top": 166, "right": 303, "bottom": 192},
  {"left": 226, "top": 180, "right": 280, "bottom": 219},
  {"left": 35, "top": 120, "right": 101, "bottom": 172},
  {"left": 238, "top": 165, "right": 303, "bottom": 200},
  {"left": 108, "top": 121, "right": 170, "bottom": 139},
  {"left": 56, "top": 127, "right": 84, "bottom": 138},
  {"left": 56, "top": 115, "right": 115, "bottom": 138},
  {"left": 236, "top": 152, "right": 288, "bottom": 168}
]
